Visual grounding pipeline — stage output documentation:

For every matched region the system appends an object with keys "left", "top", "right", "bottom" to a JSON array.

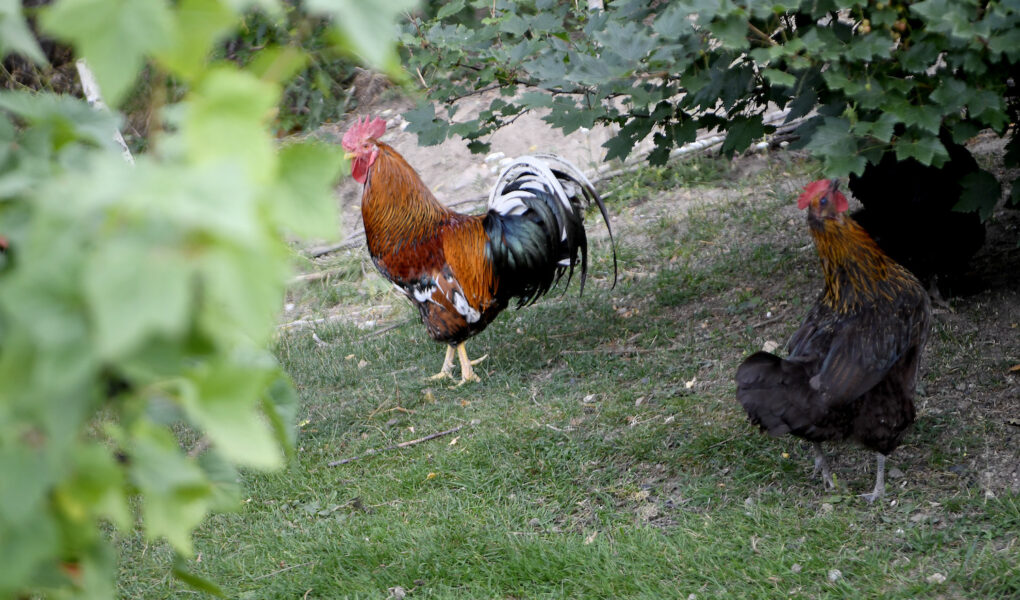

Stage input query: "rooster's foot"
[
  {"left": 428, "top": 346, "right": 456, "bottom": 381},
  {"left": 452, "top": 343, "right": 484, "bottom": 386}
]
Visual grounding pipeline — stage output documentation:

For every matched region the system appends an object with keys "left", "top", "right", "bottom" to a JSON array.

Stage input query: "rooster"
[
  {"left": 342, "top": 116, "right": 616, "bottom": 385},
  {"left": 735, "top": 179, "right": 931, "bottom": 502}
]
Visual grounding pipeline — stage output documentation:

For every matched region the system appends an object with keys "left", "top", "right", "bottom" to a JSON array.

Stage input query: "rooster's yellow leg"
[
  {"left": 454, "top": 342, "right": 487, "bottom": 386},
  {"left": 428, "top": 345, "right": 456, "bottom": 381}
]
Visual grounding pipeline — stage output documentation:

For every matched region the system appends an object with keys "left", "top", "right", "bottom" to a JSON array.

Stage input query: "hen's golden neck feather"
[{"left": 810, "top": 214, "right": 918, "bottom": 312}]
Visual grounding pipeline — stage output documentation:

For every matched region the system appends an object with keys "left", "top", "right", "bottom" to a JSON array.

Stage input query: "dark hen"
[
  {"left": 847, "top": 131, "right": 985, "bottom": 297},
  {"left": 736, "top": 180, "right": 931, "bottom": 502}
]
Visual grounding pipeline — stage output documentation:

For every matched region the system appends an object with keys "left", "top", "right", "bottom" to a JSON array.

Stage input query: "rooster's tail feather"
[{"left": 485, "top": 155, "right": 616, "bottom": 308}]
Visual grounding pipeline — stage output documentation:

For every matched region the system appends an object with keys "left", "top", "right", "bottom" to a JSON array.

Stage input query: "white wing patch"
[
  {"left": 451, "top": 290, "right": 481, "bottom": 323},
  {"left": 405, "top": 271, "right": 482, "bottom": 324}
]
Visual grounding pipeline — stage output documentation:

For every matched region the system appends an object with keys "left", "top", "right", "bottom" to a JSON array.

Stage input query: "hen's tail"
[
  {"left": 735, "top": 351, "right": 825, "bottom": 439},
  {"left": 483, "top": 155, "right": 617, "bottom": 308}
]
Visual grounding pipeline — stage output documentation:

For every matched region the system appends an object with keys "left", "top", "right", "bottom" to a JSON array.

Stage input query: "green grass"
[{"left": 118, "top": 152, "right": 1019, "bottom": 599}]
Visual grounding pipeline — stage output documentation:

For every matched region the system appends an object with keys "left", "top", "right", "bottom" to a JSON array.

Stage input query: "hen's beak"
[{"left": 343, "top": 151, "right": 356, "bottom": 160}]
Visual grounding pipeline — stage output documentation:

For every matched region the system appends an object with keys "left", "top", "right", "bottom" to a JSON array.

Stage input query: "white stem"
[
  {"left": 75, "top": 59, "right": 134, "bottom": 165},
  {"left": 587, "top": 0, "right": 604, "bottom": 10}
]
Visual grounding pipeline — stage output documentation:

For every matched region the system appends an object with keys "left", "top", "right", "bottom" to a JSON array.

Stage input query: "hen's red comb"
[
  {"left": 342, "top": 116, "right": 386, "bottom": 151},
  {"left": 797, "top": 179, "right": 847, "bottom": 213}
]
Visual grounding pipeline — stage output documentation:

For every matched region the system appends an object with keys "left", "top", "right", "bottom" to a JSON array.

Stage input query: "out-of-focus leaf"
[
  {"left": 305, "top": 0, "right": 419, "bottom": 77},
  {"left": 130, "top": 423, "right": 212, "bottom": 555},
  {"left": 183, "top": 68, "right": 279, "bottom": 182},
  {"left": 158, "top": 0, "right": 236, "bottom": 79},
  {"left": 41, "top": 0, "right": 174, "bottom": 106},
  {"left": 269, "top": 141, "right": 343, "bottom": 239},
  {"left": 0, "top": 0, "right": 46, "bottom": 63},
  {"left": 179, "top": 359, "right": 283, "bottom": 470}
]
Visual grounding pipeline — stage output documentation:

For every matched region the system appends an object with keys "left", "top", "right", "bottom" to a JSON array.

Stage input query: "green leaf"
[
  {"left": 245, "top": 45, "right": 310, "bottom": 85},
  {"left": 183, "top": 68, "right": 279, "bottom": 182},
  {"left": 803, "top": 117, "right": 866, "bottom": 176},
  {"left": 158, "top": 0, "right": 236, "bottom": 80},
  {"left": 262, "top": 372, "right": 299, "bottom": 458},
  {"left": 762, "top": 68, "right": 795, "bottom": 88},
  {"left": 403, "top": 102, "right": 449, "bottom": 146},
  {"left": 180, "top": 359, "right": 283, "bottom": 470},
  {"left": 0, "top": 0, "right": 46, "bottom": 63},
  {"left": 130, "top": 422, "right": 212, "bottom": 555},
  {"left": 437, "top": 0, "right": 465, "bottom": 19},
  {"left": 710, "top": 14, "right": 750, "bottom": 50},
  {"left": 60, "top": 444, "right": 131, "bottom": 531},
  {"left": 954, "top": 169, "right": 1000, "bottom": 221},
  {"left": 720, "top": 115, "right": 766, "bottom": 157},
  {"left": 41, "top": 0, "right": 174, "bottom": 106},
  {"left": 173, "top": 554, "right": 227, "bottom": 597},
  {"left": 894, "top": 134, "right": 947, "bottom": 166},
  {"left": 269, "top": 141, "right": 343, "bottom": 239},
  {"left": 305, "top": 0, "right": 418, "bottom": 77},
  {"left": 83, "top": 235, "right": 193, "bottom": 360}
]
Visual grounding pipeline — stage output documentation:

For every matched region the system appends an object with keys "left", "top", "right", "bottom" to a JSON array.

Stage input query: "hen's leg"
[
  {"left": 428, "top": 345, "right": 456, "bottom": 381},
  {"left": 860, "top": 453, "right": 886, "bottom": 504},
  {"left": 454, "top": 342, "right": 486, "bottom": 385},
  {"left": 812, "top": 443, "right": 835, "bottom": 489}
]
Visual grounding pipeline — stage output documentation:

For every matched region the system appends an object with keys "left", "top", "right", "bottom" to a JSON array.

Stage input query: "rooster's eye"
[{"left": 819, "top": 196, "right": 828, "bottom": 206}]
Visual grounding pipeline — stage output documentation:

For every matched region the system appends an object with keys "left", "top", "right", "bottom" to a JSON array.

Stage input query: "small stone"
[
  {"left": 791, "top": 563, "right": 802, "bottom": 574},
  {"left": 949, "top": 464, "right": 967, "bottom": 474},
  {"left": 744, "top": 497, "right": 754, "bottom": 508},
  {"left": 910, "top": 512, "right": 929, "bottom": 523},
  {"left": 762, "top": 340, "right": 780, "bottom": 353},
  {"left": 926, "top": 573, "right": 946, "bottom": 584},
  {"left": 385, "top": 418, "right": 399, "bottom": 427},
  {"left": 528, "top": 518, "right": 541, "bottom": 528},
  {"left": 888, "top": 467, "right": 905, "bottom": 479},
  {"left": 388, "top": 586, "right": 406, "bottom": 600},
  {"left": 821, "top": 503, "right": 834, "bottom": 514},
  {"left": 827, "top": 569, "right": 842, "bottom": 582}
]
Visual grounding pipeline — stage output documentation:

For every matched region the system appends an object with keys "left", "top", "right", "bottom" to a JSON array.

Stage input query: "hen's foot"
[{"left": 812, "top": 443, "right": 836, "bottom": 490}]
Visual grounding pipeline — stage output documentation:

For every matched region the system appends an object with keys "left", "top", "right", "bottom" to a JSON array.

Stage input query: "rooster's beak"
[{"left": 343, "top": 151, "right": 356, "bottom": 160}]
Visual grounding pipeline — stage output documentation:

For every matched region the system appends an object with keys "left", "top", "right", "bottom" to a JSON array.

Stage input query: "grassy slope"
[{"left": 118, "top": 153, "right": 1019, "bottom": 599}]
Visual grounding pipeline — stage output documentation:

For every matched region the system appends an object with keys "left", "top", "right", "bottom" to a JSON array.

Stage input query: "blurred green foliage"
[{"left": 0, "top": 0, "right": 415, "bottom": 596}]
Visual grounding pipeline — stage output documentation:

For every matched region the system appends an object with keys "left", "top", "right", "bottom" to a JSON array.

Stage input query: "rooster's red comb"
[
  {"left": 797, "top": 179, "right": 848, "bottom": 213},
  {"left": 342, "top": 116, "right": 386, "bottom": 151}
]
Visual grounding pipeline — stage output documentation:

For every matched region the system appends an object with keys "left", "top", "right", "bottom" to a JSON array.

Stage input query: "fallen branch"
[
  {"left": 361, "top": 319, "right": 412, "bottom": 339},
  {"left": 328, "top": 425, "right": 463, "bottom": 466},
  {"left": 750, "top": 314, "right": 785, "bottom": 329}
]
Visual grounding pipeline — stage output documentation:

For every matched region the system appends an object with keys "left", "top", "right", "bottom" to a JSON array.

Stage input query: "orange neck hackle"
[
  {"left": 360, "top": 142, "right": 459, "bottom": 258},
  {"left": 798, "top": 179, "right": 917, "bottom": 312}
]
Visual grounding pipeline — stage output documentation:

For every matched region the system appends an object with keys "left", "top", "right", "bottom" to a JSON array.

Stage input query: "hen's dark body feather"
[{"left": 736, "top": 183, "right": 930, "bottom": 497}]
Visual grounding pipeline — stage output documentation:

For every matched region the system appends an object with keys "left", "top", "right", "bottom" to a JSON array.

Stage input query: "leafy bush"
[
  {"left": 403, "top": 0, "right": 1020, "bottom": 218},
  {"left": 0, "top": 0, "right": 412, "bottom": 596}
]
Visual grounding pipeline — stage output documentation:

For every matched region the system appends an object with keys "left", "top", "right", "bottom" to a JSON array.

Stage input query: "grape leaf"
[
  {"left": 41, "top": 0, "right": 174, "bottom": 106},
  {"left": 0, "top": 0, "right": 46, "bottom": 63}
]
